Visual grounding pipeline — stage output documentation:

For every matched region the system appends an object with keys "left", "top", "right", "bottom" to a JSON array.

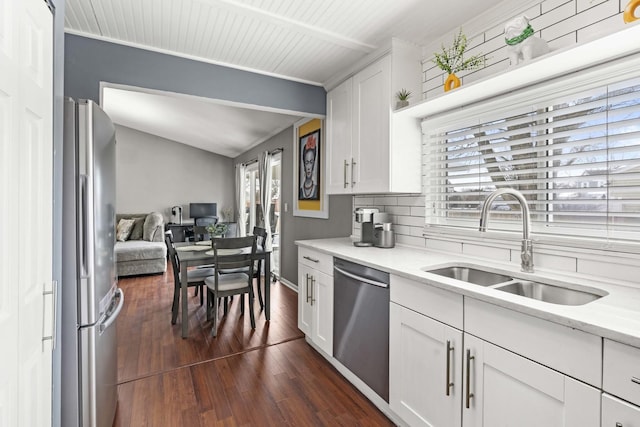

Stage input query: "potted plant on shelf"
[
  {"left": 433, "top": 28, "right": 485, "bottom": 92},
  {"left": 395, "top": 88, "right": 412, "bottom": 109},
  {"left": 206, "top": 222, "right": 228, "bottom": 239}
]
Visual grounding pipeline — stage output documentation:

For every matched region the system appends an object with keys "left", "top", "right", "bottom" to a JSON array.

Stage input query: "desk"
[
  {"left": 166, "top": 223, "right": 194, "bottom": 242},
  {"left": 173, "top": 241, "right": 271, "bottom": 338}
]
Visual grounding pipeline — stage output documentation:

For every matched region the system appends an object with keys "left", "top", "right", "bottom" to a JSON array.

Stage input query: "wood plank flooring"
[{"left": 113, "top": 266, "right": 394, "bottom": 426}]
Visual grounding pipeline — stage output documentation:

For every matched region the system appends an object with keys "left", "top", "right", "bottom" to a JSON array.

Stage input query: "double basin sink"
[{"left": 424, "top": 264, "right": 607, "bottom": 306}]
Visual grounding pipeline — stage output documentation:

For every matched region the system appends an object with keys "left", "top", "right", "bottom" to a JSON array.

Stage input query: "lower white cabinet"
[
  {"left": 602, "top": 393, "right": 640, "bottom": 426},
  {"left": 298, "top": 262, "right": 333, "bottom": 355},
  {"left": 462, "top": 333, "right": 600, "bottom": 427},
  {"left": 390, "top": 302, "right": 462, "bottom": 427}
]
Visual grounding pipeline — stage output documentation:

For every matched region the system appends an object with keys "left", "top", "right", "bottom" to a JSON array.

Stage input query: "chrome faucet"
[{"left": 479, "top": 188, "right": 534, "bottom": 273}]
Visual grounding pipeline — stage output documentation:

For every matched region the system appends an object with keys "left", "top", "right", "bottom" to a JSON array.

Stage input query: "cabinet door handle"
[
  {"left": 616, "top": 423, "right": 623, "bottom": 427},
  {"left": 446, "top": 340, "right": 454, "bottom": 396},
  {"left": 351, "top": 158, "right": 356, "bottom": 187},
  {"left": 310, "top": 276, "right": 316, "bottom": 306},
  {"left": 343, "top": 160, "right": 349, "bottom": 188},
  {"left": 465, "top": 349, "right": 475, "bottom": 409},
  {"left": 632, "top": 377, "right": 640, "bottom": 385},
  {"left": 305, "top": 274, "right": 311, "bottom": 303},
  {"left": 303, "top": 255, "right": 319, "bottom": 263}
]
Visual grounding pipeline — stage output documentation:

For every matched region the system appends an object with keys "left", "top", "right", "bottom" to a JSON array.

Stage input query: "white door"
[
  {"left": 0, "top": 0, "right": 54, "bottom": 426},
  {"left": 463, "top": 334, "right": 600, "bottom": 427},
  {"left": 389, "top": 303, "right": 463, "bottom": 427},
  {"left": 352, "top": 56, "right": 390, "bottom": 193},
  {"left": 311, "top": 269, "right": 333, "bottom": 355},
  {"left": 325, "top": 78, "right": 352, "bottom": 194}
]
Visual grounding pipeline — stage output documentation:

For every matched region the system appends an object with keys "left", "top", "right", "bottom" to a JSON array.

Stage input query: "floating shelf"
[{"left": 395, "top": 23, "right": 640, "bottom": 120}]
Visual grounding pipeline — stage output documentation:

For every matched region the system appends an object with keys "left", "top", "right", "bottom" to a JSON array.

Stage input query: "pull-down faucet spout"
[{"left": 479, "top": 188, "right": 534, "bottom": 273}]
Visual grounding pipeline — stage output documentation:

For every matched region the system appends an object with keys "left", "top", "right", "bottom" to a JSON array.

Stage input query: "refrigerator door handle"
[
  {"left": 99, "top": 288, "right": 124, "bottom": 334},
  {"left": 79, "top": 174, "right": 90, "bottom": 278}
]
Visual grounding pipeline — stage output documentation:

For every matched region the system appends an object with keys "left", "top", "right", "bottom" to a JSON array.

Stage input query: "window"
[{"left": 424, "top": 66, "right": 640, "bottom": 243}]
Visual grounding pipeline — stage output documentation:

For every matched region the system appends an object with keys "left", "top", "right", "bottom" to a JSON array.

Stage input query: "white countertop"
[{"left": 296, "top": 237, "right": 640, "bottom": 348}]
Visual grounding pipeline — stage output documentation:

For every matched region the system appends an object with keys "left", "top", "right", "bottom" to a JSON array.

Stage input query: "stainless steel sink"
[
  {"left": 495, "top": 281, "right": 604, "bottom": 306},
  {"left": 425, "top": 266, "right": 513, "bottom": 286}
]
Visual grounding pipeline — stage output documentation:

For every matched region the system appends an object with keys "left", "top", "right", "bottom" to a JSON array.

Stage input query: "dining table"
[{"left": 173, "top": 240, "right": 271, "bottom": 338}]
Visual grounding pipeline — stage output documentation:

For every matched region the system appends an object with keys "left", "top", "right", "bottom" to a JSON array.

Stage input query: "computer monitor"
[{"left": 189, "top": 202, "right": 217, "bottom": 219}]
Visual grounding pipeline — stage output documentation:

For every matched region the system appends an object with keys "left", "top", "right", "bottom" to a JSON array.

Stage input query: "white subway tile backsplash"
[
  {"left": 547, "top": 32, "right": 577, "bottom": 50},
  {"left": 385, "top": 205, "right": 411, "bottom": 216},
  {"left": 542, "top": 0, "right": 573, "bottom": 14},
  {"left": 396, "top": 215, "right": 426, "bottom": 227},
  {"left": 374, "top": 196, "right": 398, "bottom": 206},
  {"left": 531, "top": 252, "right": 577, "bottom": 273},
  {"left": 577, "top": 259, "right": 640, "bottom": 283},
  {"left": 411, "top": 206, "right": 426, "bottom": 217},
  {"left": 576, "top": 13, "right": 626, "bottom": 42},
  {"left": 534, "top": 1, "right": 575, "bottom": 30},
  {"left": 355, "top": 197, "right": 375, "bottom": 206},
  {"left": 542, "top": 0, "right": 619, "bottom": 40},
  {"left": 426, "top": 238, "right": 463, "bottom": 253},
  {"left": 463, "top": 243, "right": 511, "bottom": 261},
  {"left": 577, "top": 0, "right": 608, "bottom": 13},
  {"left": 396, "top": 234, "right": 427, "bottom": 247}
]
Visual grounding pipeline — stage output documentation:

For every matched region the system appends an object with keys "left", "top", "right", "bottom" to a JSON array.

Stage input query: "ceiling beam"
[{"left": 197, "top": 0, "right": 377, "bottom": 53}]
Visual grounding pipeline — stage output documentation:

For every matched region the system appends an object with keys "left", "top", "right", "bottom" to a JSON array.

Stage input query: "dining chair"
[
  {"left": 252, "top": 226, "right": 268, "bottom": 309},
  {"left": 205, "top": 235, "right": 257, "bottom": 337},
  {"left": 165, "top": 234, "right": 215, "bottom": 322}
]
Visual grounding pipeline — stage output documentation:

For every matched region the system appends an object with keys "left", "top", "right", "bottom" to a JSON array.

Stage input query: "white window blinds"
[{"left": 423, "top": 68, "right": 640, "bottom": 242}]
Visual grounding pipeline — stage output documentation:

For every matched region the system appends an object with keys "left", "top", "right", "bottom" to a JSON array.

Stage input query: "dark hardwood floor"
[{"left": 113, "top": 265, "right": 393, "bottom": 426}]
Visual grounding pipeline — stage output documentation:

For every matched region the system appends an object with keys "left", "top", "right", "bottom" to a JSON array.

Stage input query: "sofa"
[{"left": 115, "top": 212, "right": 167, "bottom": 277}]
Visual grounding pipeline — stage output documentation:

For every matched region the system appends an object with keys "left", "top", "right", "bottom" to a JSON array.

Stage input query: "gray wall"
[
  {"left": 233, "top": 126, "right": 352, "bottom": 285},
  {"left": 115, "top": 125, "right": 235, "bottom": 221},
  {"left": 64, "top": 34, "right": 326, "bottom": 116}
]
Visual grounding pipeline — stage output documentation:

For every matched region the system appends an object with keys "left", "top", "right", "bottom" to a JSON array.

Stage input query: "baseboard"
[{"left": 279, "top": 277, "right": 297, "bottom": 292}]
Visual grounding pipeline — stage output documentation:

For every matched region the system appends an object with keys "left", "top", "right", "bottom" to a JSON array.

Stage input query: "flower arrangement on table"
[
  {"left": 206, "top": 222, "right": 228, "bottom": 238},
  {"left": 432, "top": 28, "right": 485, "bottom": 92}
]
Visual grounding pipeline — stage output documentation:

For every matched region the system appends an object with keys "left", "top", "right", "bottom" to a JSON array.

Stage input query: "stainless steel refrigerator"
[{"left": 61, "top": 98, "right": 124, "bottom": 427}]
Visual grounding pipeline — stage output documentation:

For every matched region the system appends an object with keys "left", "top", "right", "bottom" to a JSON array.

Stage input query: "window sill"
[{"left": 396, "top": 23, "right": 640, "bottom": 120}]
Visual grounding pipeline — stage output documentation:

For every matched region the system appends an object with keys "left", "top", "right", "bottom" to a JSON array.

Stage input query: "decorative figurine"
[{"left": 504, "top": 16, "right": 549, "bottom": 66}]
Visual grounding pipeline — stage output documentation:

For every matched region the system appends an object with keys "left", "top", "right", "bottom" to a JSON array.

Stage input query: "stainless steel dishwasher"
[{"left": 333, "top": 257, "right": 390, "bottom": 402}]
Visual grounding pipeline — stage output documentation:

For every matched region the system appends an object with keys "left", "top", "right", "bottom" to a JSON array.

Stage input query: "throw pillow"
[
  {"left": 128, "top": 217, "right": 145, "bottom": 240},
  {"left": 143, "top": 212, "right": 164, "bottom": 241},
  {"left": 116, "top": 218, "right": 135, "bottom": 242}
]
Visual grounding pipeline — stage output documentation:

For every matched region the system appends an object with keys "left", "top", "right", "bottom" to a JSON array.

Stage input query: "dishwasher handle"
[{"left": 334, "top": 266, "right": 388, "bottom": 288}]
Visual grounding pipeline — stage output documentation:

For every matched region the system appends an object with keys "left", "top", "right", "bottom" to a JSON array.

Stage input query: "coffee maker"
[{"left": 353, "top": 207, "right": 395, "bottom": 248}]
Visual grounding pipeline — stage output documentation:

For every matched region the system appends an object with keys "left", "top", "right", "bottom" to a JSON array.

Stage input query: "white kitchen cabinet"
[
  {"left": 602, "top": 394, "right": 640, "bottom": 426},
  {"left": 602, "top": 339, "right": 640, "bottom": 426},
  {"left": 462, "top": 333, "right": 600, "bottom": 427},
  {"left": 298, "top": 248, "right": 333, "bottom": 355},
  {"left": 326, "top": 78, "right": 353, "bottom": 193},
  {"left": 325, "top": 40, "right": 422, "bottom": 195},
  {"left": 389, "top": 302, "right": 463, "bottom": 427}
]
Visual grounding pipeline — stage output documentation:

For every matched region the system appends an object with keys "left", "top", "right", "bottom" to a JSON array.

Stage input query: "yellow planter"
[
  {"left": 444, "top": 73, "right": 461, "bottom": 92},
  {"left": 624, "top": 0, "right": 640, "bottom": 23}
]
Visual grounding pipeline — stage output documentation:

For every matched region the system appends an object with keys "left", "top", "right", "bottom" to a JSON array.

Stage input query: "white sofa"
[{"left": 115, "top": 212, "right": 167, "bottom": 277}]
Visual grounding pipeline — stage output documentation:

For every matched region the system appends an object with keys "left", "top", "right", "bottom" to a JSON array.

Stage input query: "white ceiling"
[
  {"left": 65, "top": 0, "right": 505, "bottom": 156},
  {"left": 102, "top": 86, "right": 301, "bottom": 157}
]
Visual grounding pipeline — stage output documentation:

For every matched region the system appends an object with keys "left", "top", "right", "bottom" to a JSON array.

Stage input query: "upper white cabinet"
[{"left": 326, "top": 40, "right": 422, "bottom": 194}]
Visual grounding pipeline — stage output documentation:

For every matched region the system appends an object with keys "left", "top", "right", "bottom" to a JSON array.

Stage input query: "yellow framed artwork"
[{"left": 293, "top": 118, "right": 329, "bottom": 218}]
